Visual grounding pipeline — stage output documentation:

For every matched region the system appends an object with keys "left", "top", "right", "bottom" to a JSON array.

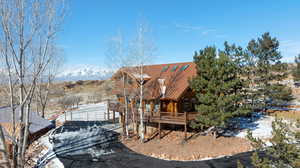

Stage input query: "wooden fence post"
[
  {"left": 64, "top": 111, "right": 67, "bottom": 122},
  {"left": 107, "top": 99, "right": 110, "bottom": 120},
  {"left": 113, "top": 110, "right": 115, "bottom": 123},
  {"left": 86, "top": 109, "right": 89, "bottom": 121}
]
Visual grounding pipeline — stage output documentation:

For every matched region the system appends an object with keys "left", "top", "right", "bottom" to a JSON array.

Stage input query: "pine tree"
[
  {"left": 246, "top": 32, "right": 292, "bottom": 110},
  {"left": 190, "top": 46, "right": 249, "bottom": 137},
  {"left": 245, "top": 118, "right": 300, "bottom": 168},
  {"left": 224, "top": 42, "right": 253, "bottom": 112},
  {"left": 293, "top": 54, "right": 300, "bottom": 82}
]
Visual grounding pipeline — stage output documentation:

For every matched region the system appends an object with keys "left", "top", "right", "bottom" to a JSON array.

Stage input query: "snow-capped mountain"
[{"left": 56, "top": 64, "right": 113, "bottom": 81}]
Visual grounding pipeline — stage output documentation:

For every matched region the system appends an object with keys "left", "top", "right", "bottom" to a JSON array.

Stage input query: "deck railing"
[{"left": 108, "top": 101, "right": 200, "bottom": 140}]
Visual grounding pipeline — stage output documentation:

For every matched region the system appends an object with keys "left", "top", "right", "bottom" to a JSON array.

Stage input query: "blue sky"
[{"left": 58, "top": 0, "right": 300, "bottom": 68}]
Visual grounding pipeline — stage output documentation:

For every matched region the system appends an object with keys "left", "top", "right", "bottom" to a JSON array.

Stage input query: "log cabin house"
[{"left": 111, "top": 62, "right": 199, "bottom": 139}]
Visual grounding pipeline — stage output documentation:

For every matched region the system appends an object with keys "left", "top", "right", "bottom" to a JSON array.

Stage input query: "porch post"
[
  {"left": 150, "top": 101, "right": 154, "bottom": 118},
  {"left": 184, "top": 123, "right": 187, "bottom": 140},
  {"left": 174, "top": 102, "right": 178, "bottom": 117},
  {"left": 184, "top": 112, "right": 187, "bottom": 140},
  {"left": 159, "top": 122, "right": 161, "bottom": 139},
  {"left": 170, "top": 100, "right": 174, "bottom": 116}
]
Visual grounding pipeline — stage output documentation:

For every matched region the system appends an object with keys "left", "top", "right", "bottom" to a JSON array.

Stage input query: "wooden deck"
[
  {"left": 134, "top": 111, "right": 198, "bottom": 140},
  {"left": 150, "top": 112, "right": 198, "bottom": 125},
  {"left": 108, "top": 101, "right": 199, "bottom": 140}
]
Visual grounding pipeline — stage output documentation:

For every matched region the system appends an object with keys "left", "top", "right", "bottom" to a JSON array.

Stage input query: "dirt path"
[{"left": 122, "top": 131, "right": 252, "bottom": 161}]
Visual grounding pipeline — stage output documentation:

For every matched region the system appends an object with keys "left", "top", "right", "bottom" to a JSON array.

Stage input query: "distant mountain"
[{"left": 56, "top": 64, "right": 113, "bottom": 81}]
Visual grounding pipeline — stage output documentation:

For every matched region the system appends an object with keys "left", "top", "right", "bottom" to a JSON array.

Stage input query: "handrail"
[{"left": 133, "top": 111, "right": 198, "bottom": 123}]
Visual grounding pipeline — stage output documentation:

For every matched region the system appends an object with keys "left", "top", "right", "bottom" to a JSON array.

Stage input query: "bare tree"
[
  {"left": 35, "top": 46, "right": 64, "bottom": 118},
  {"left": 0, "top": 0, "right": 66, "bottom": 167},
  {"left": 0, "top": 125, "right": 10, "bottom": 168},
  {"left": 128, "top": 21, "right": 156, "bottom": 142},
  {"left": 58, "top": 95, "right": 77, "bottom": 111},
  {"left": 106, "top": 30, "right": 133, "bottom": 137}
]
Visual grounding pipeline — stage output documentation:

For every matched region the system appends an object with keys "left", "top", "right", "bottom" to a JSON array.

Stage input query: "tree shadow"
[
  {"left": 38, "top": 121, "right": 258, "bottom": 168},
  {"left": 222, "top": 112, "right": 267, "bottom": 137}
]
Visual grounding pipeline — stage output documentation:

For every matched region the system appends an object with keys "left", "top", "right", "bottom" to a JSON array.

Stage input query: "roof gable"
[{"left": 112, "top": 62, "right": 196, "bottom": 100}]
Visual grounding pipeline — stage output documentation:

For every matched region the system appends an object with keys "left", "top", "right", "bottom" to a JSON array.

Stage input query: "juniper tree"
[
  {"left": 190, "top": 46, "right": 249, "bottom": 137},
  {"left": 246, "top": 32, "right": 292, "bottom": 110},
  {"left": 293, "top": 54, "right": 300, "bottom": 82}
]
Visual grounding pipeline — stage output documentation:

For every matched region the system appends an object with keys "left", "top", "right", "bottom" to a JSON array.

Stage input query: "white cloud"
[
  {"left": 174, "top": 23, "right": 203, "bottom": 32},
  {"left": 215, "top": 34, "right": 227, "bottom": 39},
  {"left": 280, "top": 40, "right": 300, "bottom": 62},
  {"left": 201, "top": 29, "right": 216, "bottom": 35},
  {"left": 174, "top": 23, "right": 224, "bottom": 38},
  {"left": 57, "top": 44, "right": 71, "bottom": 49}
]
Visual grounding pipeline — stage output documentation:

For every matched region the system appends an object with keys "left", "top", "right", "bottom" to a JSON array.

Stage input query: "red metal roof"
[{"left": 112, "top": 62, "right": 196, "bottom": 101}]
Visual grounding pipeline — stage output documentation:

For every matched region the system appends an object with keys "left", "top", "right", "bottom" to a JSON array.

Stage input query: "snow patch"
[
  {"left": 234, "top": 114, "right": 274, "bottom": 140},
  {"left": 37, "top": 132, "right": 65, "bottom": 168},
  {"left": 56, "top": 64, "right": 113, "bottom": 81}
]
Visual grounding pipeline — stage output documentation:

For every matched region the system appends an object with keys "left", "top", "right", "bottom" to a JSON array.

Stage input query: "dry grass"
[
  {"left": 271, "top": 111, "right": 300, "bottom": 121},
  {"left": 122, "top": 131, "right": 252, "bottom": 161}
]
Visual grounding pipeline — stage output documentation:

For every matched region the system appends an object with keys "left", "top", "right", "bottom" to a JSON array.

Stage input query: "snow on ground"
[
  {"left": 234, "top": 114, "right": 274, "bottom": 140},
  {"left": 37, "top": 132, "right": 65, "bottom": 168},
  {"left": 56, "top": 102, "right": 119, "bottom": 122},
  {"left": 35, "top": 102, "right": 121, "bottom": 168},
  {"left": 52, "top": 123, "right": 119, "bottom": 157},
  {"left": 222, "top": 112, "right": 275, "bottom": 143}
]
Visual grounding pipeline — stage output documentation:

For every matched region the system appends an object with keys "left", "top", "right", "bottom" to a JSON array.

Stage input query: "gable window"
[
  {"left": 171, "top": 65, "right": 178, "bottom": 72},
  {"left": 180, "top": 65, "right": 189, "bottom": 71},
  {"left": 161, "top": 65, "right": 169, "bottom": 72}
]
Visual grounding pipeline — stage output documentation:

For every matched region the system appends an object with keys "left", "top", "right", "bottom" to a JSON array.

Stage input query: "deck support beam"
[
  {"left": 159, "top": 122, "right": 161, "bottom": 139},
  {"left": 184, "top": 123, "right": 187, "bottom": 140},
  {"left": 184, "top": 112, "right": 187, "bottom": 140}
]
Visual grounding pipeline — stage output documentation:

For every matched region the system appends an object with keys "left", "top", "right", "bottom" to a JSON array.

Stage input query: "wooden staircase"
[{"left": 0, "top": 125, "right": 10, "bottom": 168}]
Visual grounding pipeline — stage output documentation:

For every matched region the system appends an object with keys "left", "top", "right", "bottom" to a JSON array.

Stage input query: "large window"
[
  {"left": 161, "top": 65, "right": 169, "bottom": 72},
  {"left": 171, "top": 65, "right": 178, "bottom": 72},
  {"left": 180, "top": 65, "right": 189, "bottom": 72}
]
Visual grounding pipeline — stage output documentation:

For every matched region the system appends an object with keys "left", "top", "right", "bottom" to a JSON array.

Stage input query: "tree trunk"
[
  {"left": 21, "top": 104, "right": 31, "bottom": 161},
  {"left": 122, "top": 73, "right": 129, "bottom": 137},
  {"left": 17, "top": 75, "right": 25, "bottom": 168},
  {"left": 130, "top": 99, "right": 137, "bottom": 134},
  {"left": 139, "top": 65, "right": 144, "bottom": 142},
  {"left": 0, "top": 125, "right": 10, "bottom": 168}
]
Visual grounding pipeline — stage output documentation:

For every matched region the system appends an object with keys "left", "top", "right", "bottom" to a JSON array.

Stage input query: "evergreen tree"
[
  {"left": 293, "top": 54, "right": 300, "bottom": 82},
  {"left": 224, "top": 42, "right": 253, "bottom": 111},
  {"left": 246, "top": 32, "right": 292, "bottom": 110},
  {"left": 190, "top": 46, "right": 249, "bottom": 137},
  {"left": 244, "top": 118, "right": 300, "bottom": 168}
]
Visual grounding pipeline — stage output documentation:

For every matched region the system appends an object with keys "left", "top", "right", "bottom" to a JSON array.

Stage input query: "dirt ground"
[{"left": 122, "top": 131, "right": 252, "bottom": 161}]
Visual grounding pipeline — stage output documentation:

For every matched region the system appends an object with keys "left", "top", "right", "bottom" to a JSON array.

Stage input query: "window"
[
  {"left": 161, "top": 65, "right": 169, "bottom": 72},
  {"left": 127, "top": 78, "right": 133, "bottom": 85},
  {"left": 180, "top": 64, "right": 189, "bottom": 71},
  {"left": 146, "top": 104, "right": 151, "bottom": 112},
  {"left": 171, "top": 65, "right": 178, "bottom": 72}
]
